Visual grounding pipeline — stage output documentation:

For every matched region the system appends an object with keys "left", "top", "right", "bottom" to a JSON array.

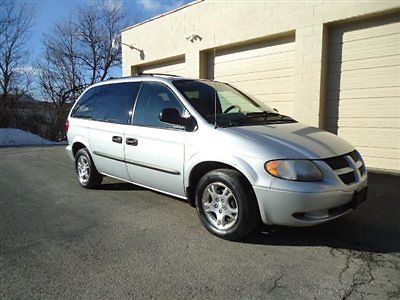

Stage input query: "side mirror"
[
  {"left": 159, "top": 108, "right": 196, "bottom": 131},
  {"left": 273, "top": 108, "right": 279, "bottom": 113}
]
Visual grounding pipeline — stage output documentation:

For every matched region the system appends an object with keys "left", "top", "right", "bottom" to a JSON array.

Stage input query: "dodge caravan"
[{"left": 66, "top": 74, "right": 367, "bottom": 240}]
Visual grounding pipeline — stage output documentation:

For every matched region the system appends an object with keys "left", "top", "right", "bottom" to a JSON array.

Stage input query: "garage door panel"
[
  {"left": 328, "top": 64, "right": 399, "bottom": 83},
  {"left": 232, "top": 79, "right": 294, "bottom": 94},
  {"left": 214, "top": 58, "right": 294, "bottom": 77},
  {"left": 337, "top": 128, "right": 400, "bottom": 149},
  {"left": 215, "top": 38, "right": 294, "bottom": 64},
  {"left": 327, "top": 65, "right": 400, "bottom": 91},
  {"left": 327, "top": 15, "right": 400, "bottom": 171},
  {"left": 138, "top": 57, "right": 185, "bottom": 76},
  {"left": 326, "top": 117, "right": 399, "bottom": 129},
  {"left": 326, "top": 98, "right": 400, "bottom": 119},
  {"left": 210, "top": 35, "right": 295, "bottom": 116},
  {"left": 330, "top": 18, "right": 400, "bottom": 44},
  {"left": 140, "top": 64, "right": 184, "bottom": 74},
  {"left": 330, "top": 15, "right": 400, "bottom": 40},
  {"left": 216, "top": 47, "right": 294, "bottom": 65},
  {"left": 215, "top": 51, "right": 295, "bottom": 69},
  {"left": 328, "top": 54, "right": 399, "bottom": 72},
  {"left": 329, "top": 87, "right": 400, "bottom": 100},
  {"left": 216, "top": 67, "right": 294, "bottom": 83},
  {"left": 253, "top": 92, "right": 294, "bottom": 102},
  {"left": 356, "top": 146, "right": 400, "bottom": 161},
  {"left": 362, "top": 157, "right": 400, "bottom": 171},
  {"left": 233, "top": 85, "right": 294, "bottom": 97},
  {"left": 329, "top": 33, "right": 400, "bottom": 63}
]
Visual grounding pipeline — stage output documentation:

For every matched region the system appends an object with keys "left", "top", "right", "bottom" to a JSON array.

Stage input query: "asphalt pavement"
[{"left": 1, "top": 146, "right": 399, "bottom": 299}]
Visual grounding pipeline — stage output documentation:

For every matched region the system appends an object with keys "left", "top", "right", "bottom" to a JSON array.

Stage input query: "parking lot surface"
[{"left": 1, "top": 146, "right": 399, "bottom": 299}]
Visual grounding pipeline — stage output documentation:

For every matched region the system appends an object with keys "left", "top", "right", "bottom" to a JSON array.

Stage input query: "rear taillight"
[{"left": 65, "top": 120, "right": 69, "bottom": 133}]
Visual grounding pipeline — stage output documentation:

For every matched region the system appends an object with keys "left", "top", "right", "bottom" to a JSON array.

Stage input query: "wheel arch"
[
  {"left": 185, "top": 159, "right": 258, "bottom": 207},
  {"left": 71, "top": 136, "right": 91, "bottom": 158},
  {"left": 72, "top": 142, "right": 87, "bottom": 157}
]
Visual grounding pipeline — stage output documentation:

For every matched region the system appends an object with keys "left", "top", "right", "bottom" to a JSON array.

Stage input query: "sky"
[{"left": 26, "top": 0, "right": 193, "bottom": 79}]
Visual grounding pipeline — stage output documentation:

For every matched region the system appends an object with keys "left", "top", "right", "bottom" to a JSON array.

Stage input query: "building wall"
[{"left": 122, "top": 0, "right": 400, "bottom": 171}]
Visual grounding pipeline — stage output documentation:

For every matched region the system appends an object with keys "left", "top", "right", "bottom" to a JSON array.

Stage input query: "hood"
[{"left": 226, "top": 122, "right": 354, "bottom": 159}]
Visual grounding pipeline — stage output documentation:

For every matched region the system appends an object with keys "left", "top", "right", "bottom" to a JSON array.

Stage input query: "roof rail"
[
  {"left": 138, "top": 72, "right": 182, "bottom": 77},
  {"left": 106, "top": 75, "right": 141, "bottom": 81},
  {"left": 106, "top": 73, "right": 182, "bottom": 81}
]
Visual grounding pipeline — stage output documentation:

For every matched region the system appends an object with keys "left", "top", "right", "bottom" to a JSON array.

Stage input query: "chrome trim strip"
[
  {"left": 93, "top": 151, "right": 125, "bottom": 163},
  {"left": 93, "top": 151, "right": 181, "bottom": 175},
  {"left": 355, "top": 160, "right": 363, "bottom": 168},
  {"left": 125, "top": 158, "right": 180, "bottom": 175},
  {"left": 334, "top": 167, "right": 354, "bottom": 176}
]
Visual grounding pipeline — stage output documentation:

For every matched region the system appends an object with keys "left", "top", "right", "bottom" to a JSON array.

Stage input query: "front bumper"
[{"left": 253, "top": 179, "right": 367, "bottom": 226}]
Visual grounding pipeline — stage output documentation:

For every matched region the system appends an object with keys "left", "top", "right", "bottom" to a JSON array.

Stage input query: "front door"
[{"left": 124, "top": 81, "right": 186, "bottom": 197}]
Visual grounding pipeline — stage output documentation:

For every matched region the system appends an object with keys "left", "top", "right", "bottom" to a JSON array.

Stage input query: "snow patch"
[{"left": 0, "top": 128, "right": 63, "bottom": 147}]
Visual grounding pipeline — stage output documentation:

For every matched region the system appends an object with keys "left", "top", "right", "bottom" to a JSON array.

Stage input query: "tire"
[
  {"left": 75, "top": 148, "right": 103, "bottom": 189},
  {"left": 195, "top": 168, "right": 260, "bottom": 241}
]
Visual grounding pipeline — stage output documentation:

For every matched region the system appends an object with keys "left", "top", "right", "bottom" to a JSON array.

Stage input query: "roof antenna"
[{"left": 213, "top": 33, "right": 217, "bottom": 129}]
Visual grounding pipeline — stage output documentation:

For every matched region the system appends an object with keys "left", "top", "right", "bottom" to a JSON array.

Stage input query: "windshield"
[{"left": 173, "top": 80, "right": 295, "bottom": 127}]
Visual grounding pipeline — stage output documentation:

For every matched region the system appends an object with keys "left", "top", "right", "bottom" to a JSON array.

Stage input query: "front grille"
[
  {"left": 339, "top": 172, "right": 356, "bottom": 184},
  {"left": 323, "top": 156, "right": 348, "bottom": 170},
  {"left": 349, "top": 150, "right": 361, "bottom": 162},
  {"left": 359, "top": 165, "right": 366, "bottom": 176},
  {"left": 323, "top": 150, "right": 365, "bottom": 185}
]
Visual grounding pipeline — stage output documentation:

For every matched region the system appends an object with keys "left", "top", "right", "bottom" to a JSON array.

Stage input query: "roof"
[
  {"left": 121, "top": 0, "right": 204, "bottom": 32},
  {"left": 89, "top": 74, "right": 191, "bottom": 88}
]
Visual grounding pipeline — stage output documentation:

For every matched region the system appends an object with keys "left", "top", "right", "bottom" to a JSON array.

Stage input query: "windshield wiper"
[
  {"left": 243, "top": 111, "right": 288, "bottom": 120},
  {"left": 226, "top": 111, "right": 295, "bottom": 127},
  {"left": 245, "top": 111, "right": 274, "bottom": 118}
]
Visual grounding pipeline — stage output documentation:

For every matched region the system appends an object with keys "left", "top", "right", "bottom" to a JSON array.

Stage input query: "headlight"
[{"left": 265, "top": 160, "right": 323, "bottom": 181}]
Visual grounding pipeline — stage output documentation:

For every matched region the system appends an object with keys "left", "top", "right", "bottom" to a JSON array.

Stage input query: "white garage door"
[
  {"left": 327, "top": 15, "right": 400, "bottom": 171},
  {"left": 208, "top": 36, "right": 295, "bottom": 115},
  {"left": 137, "top": 56, "right": 185, "bottom": 76}
]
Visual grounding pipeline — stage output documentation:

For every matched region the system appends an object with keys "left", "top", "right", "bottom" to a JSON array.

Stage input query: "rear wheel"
[
  {"left": 75, "top": 148, "right": 102, "bottom": 188},
  {"left": 195, "top": 169, "right": 260, "bottom": 240}
]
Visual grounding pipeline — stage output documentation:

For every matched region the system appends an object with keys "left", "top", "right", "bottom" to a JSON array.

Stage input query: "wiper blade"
[
  {"left": 226, "top": 111, "right": 295, "bottom": 127},
  {"left": 245, "top": 111, "right": 295, "bottom": 121},
  {"left": 231, "top": 111, "right": 276, "bottom": 123},
  {"left": 245, "top": 111, "right": 275, "bottom": 118}
]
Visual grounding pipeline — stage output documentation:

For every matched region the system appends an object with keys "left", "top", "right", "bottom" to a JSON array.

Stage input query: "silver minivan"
[{"left": 66, "top": 74, "right": 368, "bottom": 240}]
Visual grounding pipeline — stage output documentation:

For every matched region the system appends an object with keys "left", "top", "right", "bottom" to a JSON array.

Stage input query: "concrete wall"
[{"left": 121, "top": 0, "right": 399, "bottom": 126}]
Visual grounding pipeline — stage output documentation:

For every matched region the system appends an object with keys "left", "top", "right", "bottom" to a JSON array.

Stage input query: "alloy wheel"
[
  {"left": 77, "top": 155, "right": 90, "bottom": 185},
  {"left": 201, "top": 182, "right": 238, "bottom": 230}
]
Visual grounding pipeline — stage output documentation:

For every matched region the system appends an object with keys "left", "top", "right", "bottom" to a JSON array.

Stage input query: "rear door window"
[{"left": 71, "top": 82, "right": 140, "bottom": 125}]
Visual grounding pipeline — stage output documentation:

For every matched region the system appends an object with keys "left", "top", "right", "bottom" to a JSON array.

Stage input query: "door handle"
[
  {"left": 112, "top": 136, "right": 122, "bottom": 144},
  {"left": 126, "top": 137, "right": 138, "bottom": 146}
]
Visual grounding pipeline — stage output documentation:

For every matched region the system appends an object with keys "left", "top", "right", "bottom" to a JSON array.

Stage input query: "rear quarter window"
[{"left": 71, "top": 82, "right": 140, "bottom": 125}]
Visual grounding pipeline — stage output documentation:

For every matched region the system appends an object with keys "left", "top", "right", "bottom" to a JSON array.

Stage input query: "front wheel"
[
  {"left": 75, "top": 148, "right": 103, "bottom": 189},
  {"left": 195, "top": 169, "right": 260, "bottom": 241}
]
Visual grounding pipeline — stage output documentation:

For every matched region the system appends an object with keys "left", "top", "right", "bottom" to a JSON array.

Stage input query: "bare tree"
[
  {"left": 75, "top": 1, "right": 125, "bottom": 83},
  {"left": 38, "top": 0, "right": 125, "bottom": 139},
  {"left": 0, "top": 0, "right": 34, "bottom": 127}
]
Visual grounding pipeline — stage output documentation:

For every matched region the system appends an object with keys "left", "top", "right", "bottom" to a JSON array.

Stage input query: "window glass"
[
  {"left": 71, "top": 88, "right": 96, "bottom": 119},
  {"left": 176, "top": 81, "right": 222, "bottom": 118},
  {"left": 133, "top": 82, "right": 185, "bottom": 128},
  {"left": 71, "top": 82, "right": 140, "bottom": 124},
  {"left": 173, "top": 80, "right": 278, "bottom": 126}
]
